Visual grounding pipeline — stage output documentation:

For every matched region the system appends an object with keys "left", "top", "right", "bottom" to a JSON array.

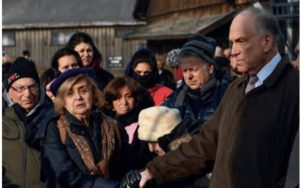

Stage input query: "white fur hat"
[{"left": 138, "top": 106, "right": 182, "bottom": 142}]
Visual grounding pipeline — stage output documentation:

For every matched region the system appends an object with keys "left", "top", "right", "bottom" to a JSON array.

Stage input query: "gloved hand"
[{"left": 119, "top": 170, "right": 142, "bottom": 188}]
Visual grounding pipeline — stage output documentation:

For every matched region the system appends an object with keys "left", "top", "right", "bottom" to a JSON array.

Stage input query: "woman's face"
[
  {"left": 64, "top": 79, "right": 93, "bottom": 120},
  {"left": 74, "top": 42, "right": 94, "bottom": 67},
  {"left": 58, "top": 55, "right": 80, "bottom": 73},
  {"left": 112, "top": 86, "right": 135, "bottom": 115},
  {"left": 133, "top": 62, "right": 152, "bottom": 76}
]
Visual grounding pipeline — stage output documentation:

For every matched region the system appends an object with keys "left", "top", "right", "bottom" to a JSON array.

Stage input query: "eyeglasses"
[{"left": 11, "top": 84, "right": 39, "bottom": 93}]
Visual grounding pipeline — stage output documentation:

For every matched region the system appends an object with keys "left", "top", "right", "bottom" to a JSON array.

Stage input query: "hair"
[
  {"left": 54, "top": 74, "right": 104, "bottom": 114},
  {"left": 51, "top": 47, "right": 83, "bottom": 72},
  {"left": 40, "top": 68, "right": 60, "bottom": 90},
  {"left": 66, "top": 32, "right": 103, "bottom": 70},
  {"left": 240, "top": 7, "right": 281, "bottom": 47},
  {"left": 104, "top": 76, "right": 153, "bottom": 112},
  {"left": 22, "top": 50, "right": 30, "bottom": 56},
  {"left": 132, "top": 58, "right": 155, "bottom": 72},
  {"left": 128, "top": 48, "right": 157, "bottom": 73}
]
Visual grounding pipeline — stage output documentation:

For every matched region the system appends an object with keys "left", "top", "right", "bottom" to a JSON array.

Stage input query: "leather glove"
[{"left": 119, "top": 170, "right": 142, "bottom": 188}]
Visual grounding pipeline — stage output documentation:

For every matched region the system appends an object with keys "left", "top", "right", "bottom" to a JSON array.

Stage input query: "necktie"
[{"left": 245, "top": 74, "right": 258, "bottom": 94}]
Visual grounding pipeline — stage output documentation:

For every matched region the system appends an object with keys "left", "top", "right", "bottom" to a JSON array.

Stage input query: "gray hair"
[{"left": 241, "top": 7, "right": 281, "bottom": 47}]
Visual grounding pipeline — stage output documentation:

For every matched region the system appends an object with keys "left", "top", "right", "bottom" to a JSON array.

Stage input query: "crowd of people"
[{"left": 2, "top": 7, "right": 298, "bottom": 188}]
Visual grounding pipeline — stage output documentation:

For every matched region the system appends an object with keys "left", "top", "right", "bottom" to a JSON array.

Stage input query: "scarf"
[
  {"left": 132, "top": 72, "right": 156, "bottom": 89},
  {"left": 186, "top": 77, "right": 217, "bottom": 101},
  {"left": 57, "top": 112, "right": 121, "bottom": 178}
]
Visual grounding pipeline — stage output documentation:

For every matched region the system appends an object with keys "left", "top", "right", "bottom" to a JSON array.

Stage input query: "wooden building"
[
  {"left": 126, "top": 0, "right": 298, "bottom": 59},
  {"left": 3, "top": 0, "right": 297, "bottom": 74},
  {"left": 125, "top": 0, "right": 277, "bottom": 54},
  {"left": 2, "top": 0, "right": 146, "bottom": 75}
]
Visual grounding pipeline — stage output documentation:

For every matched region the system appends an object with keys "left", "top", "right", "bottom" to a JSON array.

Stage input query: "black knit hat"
[
  {"left": 6, "top": 57, "right": 40, "bottom": 91},
  {"left": 180, "top": 34, "right": 216, "bottom": 64}
]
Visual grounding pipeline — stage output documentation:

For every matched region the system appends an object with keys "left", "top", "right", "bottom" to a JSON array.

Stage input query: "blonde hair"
[{"left": 54, "top": 74, "right": 104, "bottom": 114}]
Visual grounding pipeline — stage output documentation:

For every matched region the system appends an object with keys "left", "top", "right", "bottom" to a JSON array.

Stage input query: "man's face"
[
  {"left": 8, "top": 78, "right": 39, "bottom": 112},
  {"left": 155, "top": 54, "right": 166, "bottom": 70},
  {"left": 229, "top": 14, "right": 266, "bottom": 74},
  {"left": 180, "top": 56, "right": 213, "bottom": 90}
]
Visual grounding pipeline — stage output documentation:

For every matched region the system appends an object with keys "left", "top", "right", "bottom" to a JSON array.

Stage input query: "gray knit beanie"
[{"left": 180, "top": 34, "right": 216, "bottom": 64}]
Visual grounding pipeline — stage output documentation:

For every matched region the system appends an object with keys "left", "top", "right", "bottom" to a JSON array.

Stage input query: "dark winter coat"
[
  {"left": 162, "top": 77, "right": 230, "bottom": 132},
  {"left": 158, "top": 69, "right": 177, "bottom": 90},
  {"left": 113, "top": 100, "right": 155, "bottom": 170},
  {"left": 146, "top": 57, "right": 299, "bottom": 188},
  {"left": 94, "top": 67, "right": 114, "bottom": 91},
  {"left": 2, "top": 90, "right": 54, "bottom": 188},
  {"left": 41, "top": 108, "right": 126, "bottom": 188}
]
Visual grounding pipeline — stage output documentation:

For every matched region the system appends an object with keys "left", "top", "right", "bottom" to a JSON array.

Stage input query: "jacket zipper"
[{"left": 21, "top": 122, "right": 27, "bottom": 188}]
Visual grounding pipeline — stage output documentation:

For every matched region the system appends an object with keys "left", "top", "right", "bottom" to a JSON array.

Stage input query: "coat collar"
[
  {"left": 263, "top": 56, "right": 290, "bottom": 87},
  {"left": 235, "top": 56, "right": 290, "bottom": 89},
  {"left": 3, "top": 86, "right": 46, "bottom": 117},
  {"left": 64, "top": 107, "right": 101, "bottom": 134}
]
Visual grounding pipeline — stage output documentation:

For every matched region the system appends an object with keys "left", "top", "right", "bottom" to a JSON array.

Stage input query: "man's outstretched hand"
[{"left": 139, "top": 169, "right": 153, "bottom": 188}]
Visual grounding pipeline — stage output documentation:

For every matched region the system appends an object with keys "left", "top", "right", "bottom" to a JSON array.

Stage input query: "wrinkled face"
[
  {"left": 148, "top": 142, "right": 165, "bottom": 156},
  {"left": 58, "top": 55, "right": 80, "bottom": 73},
  {"left": 229, "top": 14, "right": 266, "bottom": 74},
  {"left": 74, "top": 42, "right": 94, "bottom": 67},
  {"left": 180, "top": 56, "right": 213, "bottom": 90},
  {"left": 64, "top": 79, "right": 93, "bottom": 119},
  {"left": 8, "top": 78, "right": 39, "bottom": 112},
  {"left": 112, "top": 86, "right": 135, "bottom": 115},
  {"left": 134, "top": 62, "right": 152, "bottom": 76}
]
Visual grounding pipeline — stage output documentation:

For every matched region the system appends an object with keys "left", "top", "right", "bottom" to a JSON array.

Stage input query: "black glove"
[{"left": 119, "top": 170, "right": 142, "bottom": 188}]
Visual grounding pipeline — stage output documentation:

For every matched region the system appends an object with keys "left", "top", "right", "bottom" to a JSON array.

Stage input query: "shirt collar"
[{"left": 255, "top": 52, "right": 281, "bottom": 87}]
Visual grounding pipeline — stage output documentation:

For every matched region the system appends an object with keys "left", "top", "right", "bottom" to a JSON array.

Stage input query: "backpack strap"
[{"left": 56, "top": 116, "right": 67, "bottom": 145}]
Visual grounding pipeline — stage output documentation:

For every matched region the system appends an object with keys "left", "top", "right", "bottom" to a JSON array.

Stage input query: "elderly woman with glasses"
[{"left": 41, "top": 68, "right": 126, "bottom": 188}]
